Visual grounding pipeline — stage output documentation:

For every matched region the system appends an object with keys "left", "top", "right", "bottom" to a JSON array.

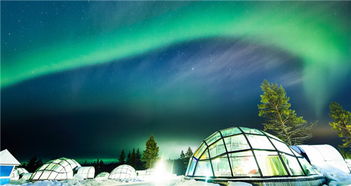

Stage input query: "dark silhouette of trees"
[
  {"left": 185, "top": 147, "right": 193, "bottom": 158},
  {"left": 172, "top": 147, "right": 193, "bottom": 175},
  {"left": 118, "top": 150, "right": 126, "bottom": 164},
  {"left": 135, "top": 149, "right": 144, "bottom": 170},
  {"left": 23, "top": 157, "right": 43, "bottom": 172},
  {"left": 180, "top": 150, "right": 186, "bottom": 159}
]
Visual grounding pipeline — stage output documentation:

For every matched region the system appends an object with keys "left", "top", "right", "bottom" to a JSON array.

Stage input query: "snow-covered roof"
[
  {"left": 295, "top": 145, "right": 350, "bottom": 174},
  {"left": 0, "top": 149, "right": 20, "bottom": 165}
]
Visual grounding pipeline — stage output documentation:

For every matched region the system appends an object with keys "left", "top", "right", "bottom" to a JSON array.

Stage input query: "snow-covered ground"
[
  {"left": 7, "top": 177, "right": 221, "bottom": 186},
  {"left": 313, "top": 165, "right": 351, "bottom": 186},
  {"left": 7, "top": 167, "right": 351, "bottom": 186}
]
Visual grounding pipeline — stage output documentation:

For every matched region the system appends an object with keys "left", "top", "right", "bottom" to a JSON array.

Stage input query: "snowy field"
[
  {"left": 7, "top": 177, "right": 229, "bottom": 186},
  {"left": 7, "top": 159, "right": 351, "bottom": 186},
  {"left": 6, "top": 172, "right": 351, "bottom": 186}
]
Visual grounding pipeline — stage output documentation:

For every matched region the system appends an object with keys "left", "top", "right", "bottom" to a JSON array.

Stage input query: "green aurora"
[{"left": 2, "top": 2, "right": 351, "bottom": 113}]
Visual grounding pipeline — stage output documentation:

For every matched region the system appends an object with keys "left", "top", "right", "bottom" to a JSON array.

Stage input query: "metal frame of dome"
[{"left": 185, "top": 127, "right": 325, "bottom": 185}]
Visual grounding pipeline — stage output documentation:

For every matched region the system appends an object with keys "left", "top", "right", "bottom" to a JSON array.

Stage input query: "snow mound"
[{"left": 313, "top": 164, "right": 351, "bottom": 185}]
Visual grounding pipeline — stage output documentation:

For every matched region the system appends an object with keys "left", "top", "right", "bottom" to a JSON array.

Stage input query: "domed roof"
[
  {"left": 109, "top": 164, "right": 137, "bottom": 182},
  {"left": 186, "top": 127, "right": 320, "bottom": 180},
  {"left": 30, "top": 158, "right": 81, "bottom": 180}
]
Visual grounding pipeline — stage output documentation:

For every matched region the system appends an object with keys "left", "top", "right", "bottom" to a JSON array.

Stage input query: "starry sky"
[{"left": 1, "top": 1, "right": 351, "bottom": 161}]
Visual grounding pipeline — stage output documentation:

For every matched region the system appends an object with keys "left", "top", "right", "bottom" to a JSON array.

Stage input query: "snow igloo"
[{"left": 185, "top": 126, "right": 326, "bottom": 185}]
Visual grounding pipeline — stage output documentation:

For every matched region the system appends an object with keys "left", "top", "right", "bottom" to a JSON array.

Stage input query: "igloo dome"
[
  {"left": 109, "top": 164, "right": 137, "bottom": 182},
  {"left": 186, "top": 126, "right": 325, "bottom": 185},
  {"left": 30, "top": 158, "right": 81, "bottom": 181}
]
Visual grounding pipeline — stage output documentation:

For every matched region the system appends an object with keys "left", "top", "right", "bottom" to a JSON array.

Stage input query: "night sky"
[{"left": 1, "top": 2, "right": 351, "bottom": 162}]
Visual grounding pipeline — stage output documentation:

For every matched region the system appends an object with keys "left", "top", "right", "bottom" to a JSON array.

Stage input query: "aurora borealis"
[{"left": 1, "top": 1, "right": 351, "bottom": 161}]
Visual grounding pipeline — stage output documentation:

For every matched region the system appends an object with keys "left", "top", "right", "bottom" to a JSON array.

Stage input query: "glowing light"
[{"left": 150, "top": 158, "right": 177, "bottom": 185}]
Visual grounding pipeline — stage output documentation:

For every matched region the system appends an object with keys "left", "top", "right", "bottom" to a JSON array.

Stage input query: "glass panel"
[
  {"left": 280, "top": 153, "right": 304, "bottom": 175},
  {"left": 208, "top": 140, "right": 226, "bottom": 158},
  {"left": 200, "top": 150, "right": 210, "bottom": 160},
  {"left": 186, "top": 158, "right": 197, "bottom": 176},
  {"left": 247, "top": 135, "right": 275, "bottom": 150},
  {"left": 46, "top": 164, "right": 55, "bottom": 170},
  {"left": 211, "top": 155, "right": 231, "bottom": 177},
  {"left": 224, "top": 135, "right": 250, "bottom": 152},
  {"left": 194, "top": 143, "right": 207, "bottom": 159},
  {"left": 194, "top": 160, "right": 213, "bottom": 177},
  {"left": 52, "top": 164, "right": 61, "bottom": 171},
  {"left": 272, "top": 139, "right": 293, "bottom": 155},
  {"left": 48, "top": 172, "right": 57, "bottom": 179},
  {"left": 241, "top": 127, "right": 263, "bottom": 135},
  {"left": 205, "top": 132, "right": 221, "bottom": 145},
  {"left": 39, "top": 164, "right": 49, "bottom": 170},
  {"left": 32, "top": 171, "right": 41, "bottom": 179},
  {"left": 254, "top": 150, "right": 288, "bottom": 176},
  {"left": 56, "top": 173, "right": 65, "bottom": 180},
  {"left": 290, "top": 148, "right": 302, "bottom": 157},
  {"left": 229, "top": 151, "right": 260, "bottom": 177},
  {"left": 264, "top": 132, "right": 282, "bottom": 141},
  {"left": 40, "top": 171, "right": 51, "bottom": 179},
  {"left": 221, "top": 127, "right": 241, "bottom": 137},
  {"left": 298, "top": 158, "right": 318, "bottom": 175}
]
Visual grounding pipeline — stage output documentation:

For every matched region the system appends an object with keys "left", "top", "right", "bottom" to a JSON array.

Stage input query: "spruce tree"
[
  {"left": 135, "top": 148, "right": 144, "bottom": 170},
  {"left": 126, "top": 151, "right": 131, "bottom": 165},
  {"left": 142, "top": 136, "right": 159, "bottom": 168},
  {"left": 185, "top": 147, "right": 193, "bottom": 158},
  {"left": 130, "top": 149, "right": 137, "bottom": 167},
  {"left": 258, "top": 80, "right": 314, "bottom": 145},
  {"left": 329, "top": 102, "right": 351, "bottom": 149},
  {"left": 180, "top": 150, "right": 186, "bottom": 159},
  {"left": 118, "top": 150, "right": 126, "bottom": 164}
]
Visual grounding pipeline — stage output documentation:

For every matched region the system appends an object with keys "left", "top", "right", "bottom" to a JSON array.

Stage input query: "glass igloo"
[
  {"left": 30, "top": 158, "right": 81, "bottom": 181},
  {"left": 75, "top": 166, "right": 95, "bottom": 179},
  {"left": 186, "top": 127, "right": 325, "bottom": 184},
  {"left": 95, "top": 172, "right": 110, "bottom": 181},
  {"left": 109, "top": 164, "right": 137, "bottom": 182}
]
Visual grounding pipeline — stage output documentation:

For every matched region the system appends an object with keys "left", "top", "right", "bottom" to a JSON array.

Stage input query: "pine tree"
[
  {"left": 258, "top": 80, "right": 314, "bottom": 145},
  {"left": 180, "top": 150, "right": 186, "bottom": 159},
  {"left": 135, "top": 148, "right": 144, "bottom": 170},
  {"left": 329, "top": 102, "right": 351, "bottom": 149},
  {"left": 126, "top": 151, "right": 131, "bottom": 165},
  {"left": 118, "top": 150, "right": 126, "bottom": 164},
  {"left": 142, "top": 136, "right": 159, "bottom": 168},
  {"left": 25, "top": 157, "right": 43, "bottom": 172},
  {"left": 130, "top": 149, "right": 137, "bottom": 167},
  {"left": 185, "top": 147, "right": 193, "bottom": 158}
]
